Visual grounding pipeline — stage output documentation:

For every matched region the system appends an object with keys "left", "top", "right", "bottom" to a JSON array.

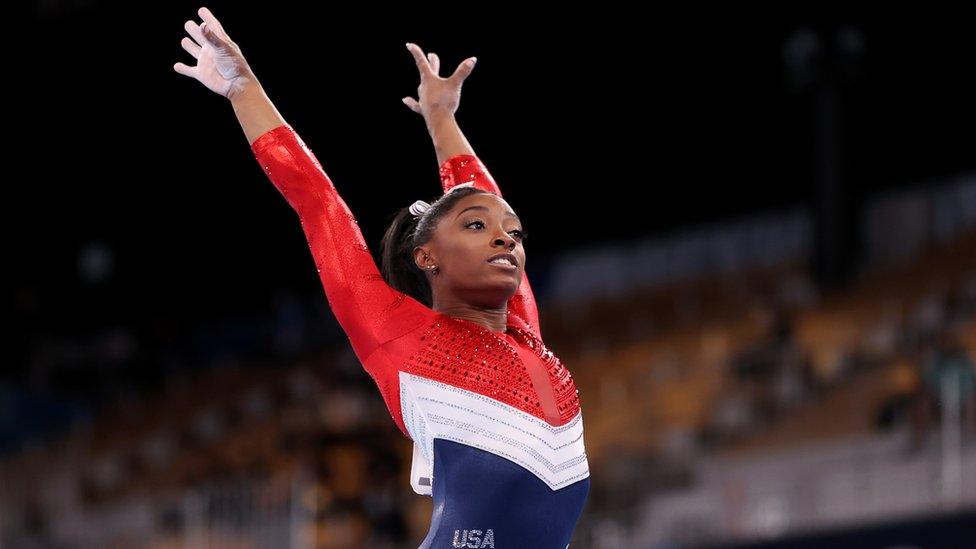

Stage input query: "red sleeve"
[
  {"left": 252, "top": 124, "right": 431, "bottom": 364},
  {"left": 439, "top": 154, "right": 542, "bottom": 340}
]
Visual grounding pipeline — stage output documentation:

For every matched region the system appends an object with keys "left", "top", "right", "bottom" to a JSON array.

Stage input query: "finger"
[
  {"left": 184, "top": 20, "right": 207, "bottom": 49},
  {"left": 198, "top": 7, "right": 230, "bottom": 39},
  {"left": 181, "top": 36, "right": 202, "bottom": 59},
  {"left": 200, "top": 22, "right": 231, "bottom": 50},
  {"left": 405, "top": 42, "right": 434, "bottom": 77},
  {"left": 401, "top": 96, "right": 421, "bottom": 114},
  {"left": 428, "top": 52, "right": 440, "bottom": 76},
  {"left": 448, "top": 57, "right": 477, "bottom": 85},
  {"left": 173, "top": 62, "right": 197, "bottom": 78}
]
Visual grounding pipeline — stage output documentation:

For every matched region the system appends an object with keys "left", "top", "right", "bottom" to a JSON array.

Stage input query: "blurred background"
[{"left": 10, "top": 2, "right": 976, "bottom": 547}]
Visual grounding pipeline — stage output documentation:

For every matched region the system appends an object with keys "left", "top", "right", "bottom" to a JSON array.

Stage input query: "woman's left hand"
[{"left": 402, "top": 43, "right": 477, "bottom": 120}]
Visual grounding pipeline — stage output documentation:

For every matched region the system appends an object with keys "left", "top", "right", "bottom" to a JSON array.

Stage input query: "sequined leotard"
[{"left": 252, "top": 124, "right": 590, "bottom": 549}]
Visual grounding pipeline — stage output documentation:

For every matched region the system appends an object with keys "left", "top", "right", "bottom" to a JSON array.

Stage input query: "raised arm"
[
  {"left": 173, "top": 8, "right": 430, "bottom": 363},
  {"left": 401, "top": 44, "right": 543, "bottom": 339}
]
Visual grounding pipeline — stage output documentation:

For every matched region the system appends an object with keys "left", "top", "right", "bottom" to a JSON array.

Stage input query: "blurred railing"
[
  {"left": 628, "top": 428, "right": 976, "bottom": 547},
  {"left": 1, "top": 467, "right": 316, "bottom": 549}
]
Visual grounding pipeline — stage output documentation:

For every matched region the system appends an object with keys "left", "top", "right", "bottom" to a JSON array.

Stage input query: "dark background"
[{"left": 15, "top": 2, "right": 976, "bottom": 409}]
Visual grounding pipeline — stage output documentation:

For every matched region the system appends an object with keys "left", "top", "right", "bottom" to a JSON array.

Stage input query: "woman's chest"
[{"left": 402, "top": 318, "right": 582, "bottom": 426}]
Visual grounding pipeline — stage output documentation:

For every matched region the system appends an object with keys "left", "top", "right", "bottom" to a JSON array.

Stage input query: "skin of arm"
[
  {"left": 230, "top": 82, "right": 287, "bottom": 146},
  {"left": 424, "top": 108, "right": 475, "bottom": 167}
]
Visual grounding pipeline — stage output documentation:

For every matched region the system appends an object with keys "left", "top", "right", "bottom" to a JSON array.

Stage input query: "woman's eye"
[{"left": 466, "top": 221, "right": 526, "bottom": 240}]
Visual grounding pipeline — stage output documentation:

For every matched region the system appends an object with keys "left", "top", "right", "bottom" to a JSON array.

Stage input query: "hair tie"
[
  {"left": 408, "top": 200, "right": 431, "bottom": 218},
  {"left": 409, "top": 182, "right": 476, "bottom": 220}
]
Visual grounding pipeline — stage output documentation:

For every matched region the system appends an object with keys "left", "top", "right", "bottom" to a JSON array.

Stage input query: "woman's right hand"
[{"left": 173, "top": 7, "right": 257, "bottom": 100}]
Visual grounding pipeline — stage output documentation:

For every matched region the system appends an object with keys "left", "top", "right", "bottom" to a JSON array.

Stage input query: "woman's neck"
[{"left": 435, "top": 304, "right": 508, "bottom": 333}]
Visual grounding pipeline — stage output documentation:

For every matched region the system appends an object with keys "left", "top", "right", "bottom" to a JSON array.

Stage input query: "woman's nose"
[{"left": 493, "top": 234, "right": 515, "bottom": 248}]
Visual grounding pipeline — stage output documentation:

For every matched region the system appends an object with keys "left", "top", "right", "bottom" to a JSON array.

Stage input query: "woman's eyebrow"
[{"left": 455, "top": 205, "right": 520, "bottom": 222}]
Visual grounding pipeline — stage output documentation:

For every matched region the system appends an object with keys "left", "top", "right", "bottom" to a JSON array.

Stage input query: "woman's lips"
[{"left": 487, "top": 259, "right": 518, "bottom": 271}]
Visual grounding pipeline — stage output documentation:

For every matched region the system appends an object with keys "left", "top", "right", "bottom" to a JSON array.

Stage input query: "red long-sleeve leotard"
[{"left": 250, "top": 123, "right": 589, "bottom": 548}]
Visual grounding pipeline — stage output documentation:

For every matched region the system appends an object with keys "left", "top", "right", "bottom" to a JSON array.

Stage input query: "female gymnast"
[{"left": 173, "top": 8, "right": 590, "bottom": 548}]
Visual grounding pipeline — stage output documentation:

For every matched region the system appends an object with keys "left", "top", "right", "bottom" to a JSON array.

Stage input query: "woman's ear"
[{"left": 413, "top": 245, "right": 435, "bottom": 271}]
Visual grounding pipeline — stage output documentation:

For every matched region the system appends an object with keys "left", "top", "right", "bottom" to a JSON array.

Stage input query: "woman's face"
[{"left": 417, "top": 193, "right": 526, "bottom": 306}]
